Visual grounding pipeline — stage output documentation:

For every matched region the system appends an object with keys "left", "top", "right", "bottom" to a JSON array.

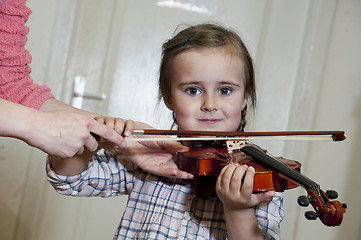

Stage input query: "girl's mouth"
[{"left": 198, "top": 119, "right": 222, "bottom": 125}]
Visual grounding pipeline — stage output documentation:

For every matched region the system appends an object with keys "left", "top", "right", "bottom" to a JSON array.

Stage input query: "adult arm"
[
  {"left": 0, "top": 0, "right": 54, "bottom": 109},
  {"left": 1, "top": 0, "right": 193, "bottom": 179},
  {"left": 0, "top": 98, "right": 125, "bottom": 158}
]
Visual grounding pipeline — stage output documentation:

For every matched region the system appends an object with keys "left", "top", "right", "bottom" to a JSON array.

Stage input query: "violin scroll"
[{"left": 298, "top": 189, "right": 347, "bottom": 226}]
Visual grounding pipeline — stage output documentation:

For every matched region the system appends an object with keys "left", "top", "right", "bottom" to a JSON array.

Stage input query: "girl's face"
[{"left": 165, "top": 46, "right": 247, "bottom": 132}]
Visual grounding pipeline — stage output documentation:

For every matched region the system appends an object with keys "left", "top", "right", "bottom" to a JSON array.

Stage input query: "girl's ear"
[{"left": 241, "top": 97, "right": 248, "bottom": 110}]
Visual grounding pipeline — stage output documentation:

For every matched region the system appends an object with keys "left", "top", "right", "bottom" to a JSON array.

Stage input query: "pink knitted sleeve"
[{"left": 0, "top": 0, "right": 53, "bottom": 109}]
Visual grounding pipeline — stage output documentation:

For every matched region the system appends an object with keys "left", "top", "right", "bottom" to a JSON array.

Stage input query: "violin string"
[
  {"left": 246, "top": 140, "right": 279, "bottom": 159},
  {"left": 245, "top": 140, "right": 325, "bottom": 203},
  {"left": 310, "top": 183, "right": 324, "bottom": 206}
]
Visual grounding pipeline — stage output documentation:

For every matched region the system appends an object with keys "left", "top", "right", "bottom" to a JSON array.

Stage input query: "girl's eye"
[
  {"left": 185, "top": 87, "right": 201, "bottom": 96},
  {"left": 218, "top": 87, "right": 232, "bottom": 96}
]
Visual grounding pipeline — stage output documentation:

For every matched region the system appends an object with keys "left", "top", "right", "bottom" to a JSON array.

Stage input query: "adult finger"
[
  {"left": 83, "top": 132, "right": 99, "bottom": 152},
  {"left": 76, "top": 146, "right": 85, "bottom": 155}
]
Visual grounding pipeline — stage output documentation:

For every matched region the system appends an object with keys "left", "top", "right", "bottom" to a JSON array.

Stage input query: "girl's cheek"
[{"left": 226, "top": 106, "right": 243, "bottom": 125}]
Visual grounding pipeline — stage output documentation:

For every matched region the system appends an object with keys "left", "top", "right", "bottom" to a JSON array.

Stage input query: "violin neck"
[{"left": 239, "top": 145, "right": 319, "bottom": 190}]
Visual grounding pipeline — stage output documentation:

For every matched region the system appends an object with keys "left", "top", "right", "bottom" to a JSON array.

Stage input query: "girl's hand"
[
  {"left": 94, "top": 116, "right": 135, "bottom": 137},
  {"left": 118, "top": 121, "right": 193, "bottom": 179},
  {"left": 215, "top": 164, "right": 275, "bottom": 211},
  {"left": 94, "top": 116, "right": 134, "bottom": 150},
  {"left": 118, "top": 135, "right": 193, "bottom": 179},
  {"left": 93, "top": 119, "right": 193, "bottom": 179}
]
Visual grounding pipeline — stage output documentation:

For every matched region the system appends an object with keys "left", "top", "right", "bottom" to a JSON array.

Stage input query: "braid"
[
  {"left": 239, "top": 105, "right": 248, "bottom": 132},
  {"left": 171, "top": 111, "right": 177, "bottom": 130}
]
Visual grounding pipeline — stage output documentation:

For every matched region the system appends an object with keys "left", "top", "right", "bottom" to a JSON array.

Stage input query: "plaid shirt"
[{"left": 47, "top": 150, "right": 283, "bottom": 239}]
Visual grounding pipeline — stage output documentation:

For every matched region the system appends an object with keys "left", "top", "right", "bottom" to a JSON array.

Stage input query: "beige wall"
[{"left": 0, "top": 0, "right": 360, "bottom": 239}]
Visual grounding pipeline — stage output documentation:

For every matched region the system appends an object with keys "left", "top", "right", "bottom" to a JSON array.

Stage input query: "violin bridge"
[{"left": 226, "top": 140, "right": 246, "bottom": 154}]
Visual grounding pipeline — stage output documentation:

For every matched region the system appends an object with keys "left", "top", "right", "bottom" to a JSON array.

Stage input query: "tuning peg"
[
  {"left": 325, "top": 190, "right": 338, "bottom": 199},
  {"left": 305, "top": 211, "right": 320, "bottom": 220},
  {"left": 297, "top": 195, "right": 314, "bottom": 207},
  {"left": 297, "top": 196, "right": 309, "bottom": 207},
  {"left": 341, "top": 203, "right": 347, "bottom": 209}
]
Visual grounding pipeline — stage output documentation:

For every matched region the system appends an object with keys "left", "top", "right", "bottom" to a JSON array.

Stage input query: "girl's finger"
[
  {"left": 104, "top": 117, "right": 116, "bottom": 130},
  {"left": 228, "top": 165, "right": 248, "bottom": 193},
  {"left": 113, "top": 118, "right": 125, "bottom": 135},
  {"left": 217, "top": 164, "right": 243, "bottom": 192},
  {"left": 94, "top": 116, "right": 105, "bottom": 124},
  {"left": 239, "top": 166, "right": 255, "bottom": 196},
  {"left": 217, "top": 164, "right": 233, "bottom": 192},
  {"left": 123, "top": 120, "right": 135, "bottom": 137}
]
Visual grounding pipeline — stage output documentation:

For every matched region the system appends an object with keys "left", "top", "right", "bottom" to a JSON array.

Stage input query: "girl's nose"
[{"left": 201, "top": 95, "right": 218, "bottom": 112}]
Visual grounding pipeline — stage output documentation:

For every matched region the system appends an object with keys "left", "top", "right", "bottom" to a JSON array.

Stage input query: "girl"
[{"left": 47, "top": 23, "right": 283, "bottom": 240}]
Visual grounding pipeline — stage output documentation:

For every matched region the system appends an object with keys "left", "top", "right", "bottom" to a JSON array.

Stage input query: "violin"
[
  {"left": 177, "top": 141, "right": 300, "bottom": 194},
  {"left": 130, "top": 129, "right": 347, "bottom": 226}
]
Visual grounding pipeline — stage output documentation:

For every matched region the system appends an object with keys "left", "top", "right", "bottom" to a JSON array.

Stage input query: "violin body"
[{"left": 177, "top": 145, "right": 301, "bottom": 194}]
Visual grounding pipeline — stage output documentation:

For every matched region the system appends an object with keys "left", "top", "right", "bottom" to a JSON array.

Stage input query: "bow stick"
[{"left": 125, "top": 130, "right": 345, "bottom": 142}]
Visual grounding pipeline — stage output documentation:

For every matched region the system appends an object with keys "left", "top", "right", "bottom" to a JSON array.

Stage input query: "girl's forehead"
[
  {"left": 183, "top": 45, "right": 240, "bottom": 57},
  {"left": 171, "top": 47, "right": 243, "bottom": 69},
  {"left": 173, "top": 46, "right": 244, "bottom": 68},
  {"left": 170, "top": 46, "right": 245, "bottom": 85}
]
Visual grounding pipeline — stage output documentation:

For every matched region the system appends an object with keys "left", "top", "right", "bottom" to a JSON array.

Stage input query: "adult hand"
[{"left": 25, "top": 110, "right": 125, "bottom": 158}]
